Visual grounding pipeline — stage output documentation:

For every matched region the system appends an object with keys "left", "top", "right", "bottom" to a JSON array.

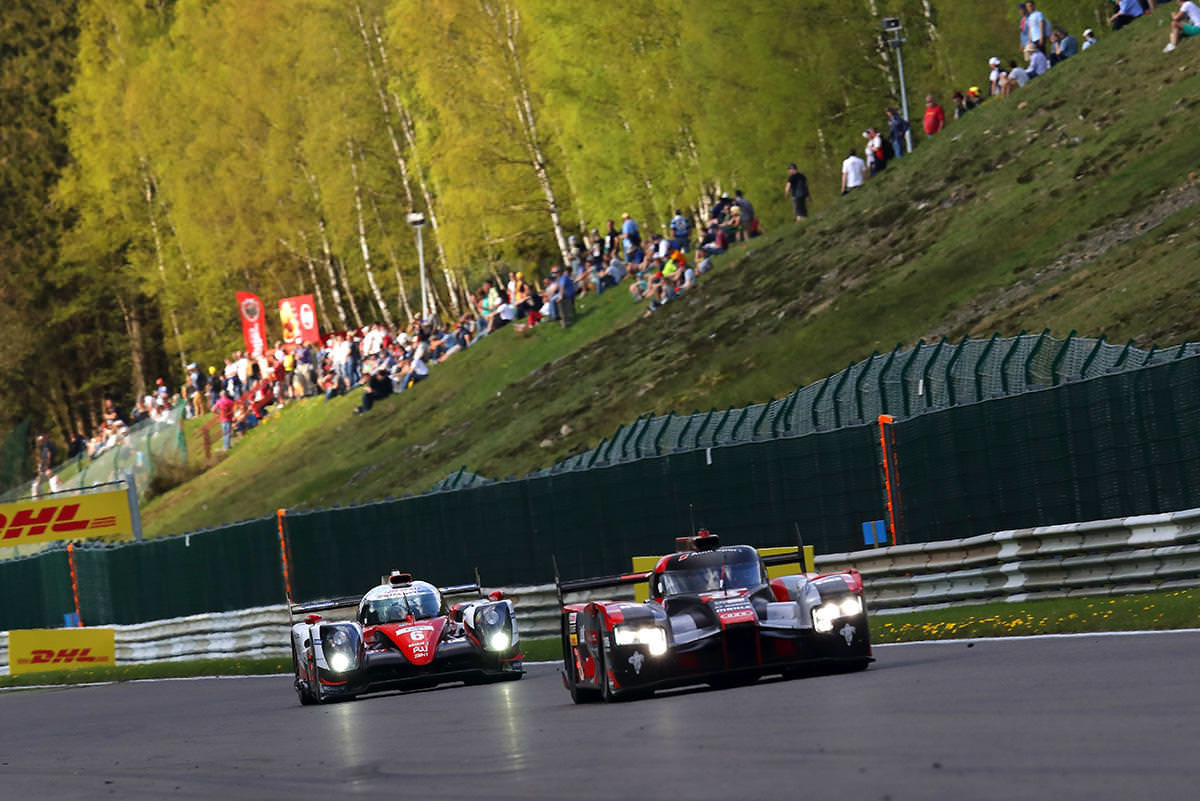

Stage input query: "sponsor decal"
[
  {"left": 713, "top": 597, "right": 757, "bottom": 625},
  {"left": 0, "top": 489, "right": 133, "bottom": 548},
  {"left": 9, "top": 629, "right": 116, "bottom": 675},
  {"left": 278, "top": 294, "right": 321, "bottom": 344},
  {"left": 840, "top": 623, "right": 856, "bottom": 646},
  {"left": 628, "top": 651, "right": 645, "bottom": 675},
  {"left": 236, "top": 291, "right": 267, "bottom": 357}
]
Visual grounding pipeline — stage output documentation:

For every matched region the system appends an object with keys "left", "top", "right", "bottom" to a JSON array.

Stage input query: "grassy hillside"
[{"left": 143, "top": 20, "right": 1200, "bottom": 537}]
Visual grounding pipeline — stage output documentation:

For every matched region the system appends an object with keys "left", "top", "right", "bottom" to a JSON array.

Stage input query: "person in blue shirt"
[
  {"left": 550, "top": 265, "right": 576, "bottom": 328},
  {"left": 1025, "top": 2, "right": 1050, "bottom": 52},
  {"left": 669, "top": 209, "right": 690, "bottom": 252},
  {"left": 1110, "top": 0, "right": 1144, "bottom": 30},
  {"left": 620, "top": 213, "right": 640, "bottom": 256}
]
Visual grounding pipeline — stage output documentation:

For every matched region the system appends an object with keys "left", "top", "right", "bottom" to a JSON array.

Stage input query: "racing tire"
[{"left": 293, "top": 646, "right": 318, "bottom": 706}]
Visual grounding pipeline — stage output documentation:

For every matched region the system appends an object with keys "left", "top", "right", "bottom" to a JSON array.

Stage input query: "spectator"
[
  {"left": 603, "top": 219, "right": 620, "bottom": 258},
  {"left": 952, "top": 91, "right": 974, "bottom": 119},
  {"left": 620, "top": 212, "right": 641, "bottom": 256},
  {"left": 1050, "top": 28, "right": 1078, "bottom": 63},
  {"left": 885, "top": 108, "right": 910, "bottom": 157},
  {"left": 1025, "top": 43, "right": 1049, "bottom": 77},
  {"left": 988, "top": 57, "right": 1005, "bottom": 96},
  {"left": 785, "top": 163, "right": 810, "bottom": 220},
  {"left": 734, "top": 190, "right": 756, "bottom": 241},
  {"left": 711, "top": 192, "right": 734, "bottom": 223},
  {"left": 967, "top": 87, "right": 983, "bottom": 107},
  {"left": 699, "top": 219, "right": 728, "bottom": 256},
  {"left": 1018, "top": 2, "right": 1031, "bottom": 49},
  {"left": 1163, "top": 0, "right": 1200, "bottom": 50},
  {"left": 669, "top": 209, "right": 690, "bottom": 252},
  {"left": 1002, "top": 59, "right": 1031, "bottom": 94},
  {"left": 1025, "top": 2, "right": 1050, "bottom": 52},
  {"left": 398, "top": 354, "right": 429, "bottom": 391},
  {"left": 841, "top": 148, "right": 867, "bottom": 195},
  {"left": 550, "top": 264, "right": 576, "bottom": 328},
  {"left": 864, "top": 128, "right": 887, "bottom": 176},
  {"left": 354, "top": 367, "right": 393, "bottom": 414},
  {"left": 922, "top": 95, "right": 945, "bottom": 137},
  {"left": 1111, "top": 0, "right": 1144, "bottom": 29},
  {"left": 1081, "top": 28, "right": 1097, "bottom": 49},
  {"left": 213, "top": 391, "right": 235, "bottom": 450}
]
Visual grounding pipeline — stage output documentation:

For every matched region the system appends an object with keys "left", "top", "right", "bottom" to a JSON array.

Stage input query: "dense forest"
[{"left": 1, "top": 0, "right": 1110, "bottom": 452}]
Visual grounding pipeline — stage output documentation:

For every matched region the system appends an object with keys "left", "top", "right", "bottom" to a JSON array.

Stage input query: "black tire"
[{"left": 293, "top": 645, "right": 318, "bottom": 706}]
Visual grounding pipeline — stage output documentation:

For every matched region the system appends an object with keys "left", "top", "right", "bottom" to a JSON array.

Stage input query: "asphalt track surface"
[{"left": 4, "top": 631, "right": 1199, "bottom": 801}]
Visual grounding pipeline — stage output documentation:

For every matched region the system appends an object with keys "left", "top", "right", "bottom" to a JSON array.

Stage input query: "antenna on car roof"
[
  {"left": 793, "top": 521, "right": 806, "bottom": 569},
  {"left": 552, "top": 553, "right": 563, "bottom": 607},
  {"left": 689, "top": 503, "right": 696, "bottom": 536}
]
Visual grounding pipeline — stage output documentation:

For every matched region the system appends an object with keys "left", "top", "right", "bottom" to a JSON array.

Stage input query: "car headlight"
[
  {"left": 612, "top": 625, "right": 668, "bottom": 656},
  {"left": 328, "top": 652, "right": 353, "bottom": 673},
  {"left": 812, "top": 596, "right": 864, "bottom": 633},
  {"left": 840, "top": 596, "right": 863, "bottom": 617},
  {"left": 488, "top": 631, "right": 510, "bottom": 651}
]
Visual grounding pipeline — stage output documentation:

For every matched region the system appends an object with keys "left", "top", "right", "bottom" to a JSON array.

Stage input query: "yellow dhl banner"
[
  {"left": 0, "top": 488, "right": 133, "bottom": 548},
  {"left": 631, "top": 545, "right": 816, "bottom": 602},
  {"left": 8, "top": 628, "right": 116, "bottom": 675}
]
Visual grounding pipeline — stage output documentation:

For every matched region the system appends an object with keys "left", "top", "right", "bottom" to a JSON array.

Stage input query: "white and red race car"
[{"left": 290, "top": 570, "right": 523, "bottom": 704}]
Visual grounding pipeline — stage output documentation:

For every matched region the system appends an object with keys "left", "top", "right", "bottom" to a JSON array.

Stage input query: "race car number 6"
[{"left": 410, "top": 631, "right": 424, "bottom": 641}]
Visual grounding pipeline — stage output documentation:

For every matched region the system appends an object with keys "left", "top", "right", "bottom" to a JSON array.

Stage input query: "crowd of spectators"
[{"left": 839, "top": 1, "right": 1179, "bottom": 195}]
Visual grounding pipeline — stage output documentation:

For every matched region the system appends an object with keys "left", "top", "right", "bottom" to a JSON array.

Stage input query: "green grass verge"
[{"left": 12, "top": 589, "right": 1193, "bottom": 689}]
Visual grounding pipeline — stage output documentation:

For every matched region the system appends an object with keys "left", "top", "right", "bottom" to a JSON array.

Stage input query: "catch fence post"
[
  {"left": 922, "top": 338, "right": 946, "bottom": 409},
  {"left": 944, "top": 336, "right": 968, "bottom": 407},
  {"left": 877, "top": 415, "right": 902, "bottom": 546},
  {"left": 999, "top": 330, "right": 1026, "bottom": 395},
  {"left": 974, "top": 333, "right": 1000, "bottom": 401},
  {"left": 1050, "top": 330, "right": 1076, "bottom": 386},
  {"left": 1080, "top": 334, "right": 1107, "bottom": 379},
  {"left": 899, "top": 340, "right": 923, "bottom": 418},
  {"left": 854, "top": 351, "right": 879, "bottom": 423},
  {"left": 878, "top": 344, "right": 901, "bottom": 416}
]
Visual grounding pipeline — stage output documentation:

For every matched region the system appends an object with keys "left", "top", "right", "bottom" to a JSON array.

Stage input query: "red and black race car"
[
  {"left": 290, "top": 570, "right": 523, "bottom": 704},
  {"left": 557, "top": 532, "right": 871, "bottom": 702}
]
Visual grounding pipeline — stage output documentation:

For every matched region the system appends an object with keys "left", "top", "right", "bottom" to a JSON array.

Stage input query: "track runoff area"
[{"left": 3, "top": 630, "right": 1197, "bottom": 800}]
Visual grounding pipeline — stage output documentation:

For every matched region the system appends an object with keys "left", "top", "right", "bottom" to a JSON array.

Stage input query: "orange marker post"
[
  {"left": 877, "top": 415, "right": 900, "bottom": 546},
  {"left": 276, "top": 508, "right": 293, "bottom": 603},
  {"left": 66, "top": 543, "right": 83, "bottom": 627}
]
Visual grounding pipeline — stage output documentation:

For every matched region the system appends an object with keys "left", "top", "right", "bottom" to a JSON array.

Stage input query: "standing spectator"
[
  {"left": 1026, "top": 2, "right": 1050, "bottom": 51},
  {"left": 734, "top": 190, "right": 756, "bottom": 241},
  {"left": 550, "top": 265, "right": 576, "bottom": 328},
  {"left": 603, "top": 219, "right": 620, "bottom": 258},
  {"left": 1081, "top": 28, "right": 1097, "bottom": 49},
  {"left": 841, "top": 148, "right": 867, "bottom": 195},
  {"left": 922, "top": 95, "right": 945, "bottom": 137},
  {"left": 885, "top": 108, "right": 910, "bottom": 157},
  {"left": 669, "top": 209, "right": 690, "bottom": 252},
  {"left": 1051, "top": 28, "right": 1079, "bottom": 63},
  {"left": 1111, "top": 0, "right": 1143, "bottom": 29},
  {"left": 213, "top": 391, "right": 235, "bottom": 451},
  {"left": 1163, "top": 0, "right": 1200, "bottom": 51},
  {"left": 864, "top": 128, "right": 887, "bottom": 176},
  {"left": 620, "top": 212, "right": 641, "bottom": 256},
  {"left": 31, "top": 434, "right": 59, "bottom": 496},
  {"left": 785, "top": 163, "right": 810, "bottom": 220},
  {"left": 1018, "top": 1, "right": 1031, "bottom": 49}
]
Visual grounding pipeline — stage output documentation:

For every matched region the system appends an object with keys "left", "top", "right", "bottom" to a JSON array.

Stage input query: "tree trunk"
[
  {"left": 141, "top": 161, "right": 188, "bottom": 374},
  {"left": 373, "top": 17, "right": 460, "bottom": 317},
  {"left": 479, "top": 0, "right": 569, "bottom": 259},
  {"left": 347, "top": 140, "right": 394, "bottom": 327},
  {"left": 368, "top": 191, "right": 415, "bottom": 322},
  {"left": 299, "top": 160, "right": 352, "bottom": 329},
  {"left": 116, "top": 292, "right": 147, "bottom": 402}
]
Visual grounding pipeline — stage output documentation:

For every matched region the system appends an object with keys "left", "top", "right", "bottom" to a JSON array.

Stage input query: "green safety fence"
[
  {"left": 3, "top": 336, "right": 1198, "bottom": 630},
  {"left": 1, "top": 402, "right": 187, "bottom": 504}
]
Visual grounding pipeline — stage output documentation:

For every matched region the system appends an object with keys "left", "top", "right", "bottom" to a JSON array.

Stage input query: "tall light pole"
[
  {"left": 882, "top": 17, "right": 913, "bottom": 155},
  {"left": 406, "top": 211, "right": 428, "bottom": 321}
]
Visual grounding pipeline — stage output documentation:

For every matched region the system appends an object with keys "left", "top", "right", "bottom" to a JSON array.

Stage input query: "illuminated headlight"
[
  {"left": 612, "top": 625, "right": 668, "bottom": 656},
  {"left": 327, "top": 652, "right": 352, "bottom": 673},
  {"left": 840, "top": 596, "right": 864, "bottom": 617},
  {"left": 488, "top": 631, "right": 511, "bottom": 651},
  {"left": 812, "top": 603, "right": 838, "bottom": 633}
]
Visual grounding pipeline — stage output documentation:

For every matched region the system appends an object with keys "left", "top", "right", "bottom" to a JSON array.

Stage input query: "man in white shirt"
[
  {"left": 1164, "top": 0, "right": 1200, "bottom": 50},
  {"left": 1025, "top": 2, "right": 1050, "bottom": 51},
  {"left": 841, "top": 149, "right": 867, "bottom": 195}
]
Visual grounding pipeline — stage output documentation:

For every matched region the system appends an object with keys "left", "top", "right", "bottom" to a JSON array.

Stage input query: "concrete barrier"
[{"left": 3, "top": 507, "right": 1198, "bottom": 673}]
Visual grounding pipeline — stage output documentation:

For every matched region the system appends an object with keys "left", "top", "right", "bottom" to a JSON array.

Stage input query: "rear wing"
[
  {"left": 760, "top": 546, "right": 807, "bottom": 569},
  {"left": 553, "top": 555, "right": 650, "bottom": 606}
]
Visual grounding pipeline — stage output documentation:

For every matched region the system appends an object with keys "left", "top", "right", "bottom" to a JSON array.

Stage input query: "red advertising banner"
[
  {"left": 236, "top": 291, "right": 267, "bottom": 357},
  {"left": 278, "top": 295, "right": 321, "bottom": 344}
]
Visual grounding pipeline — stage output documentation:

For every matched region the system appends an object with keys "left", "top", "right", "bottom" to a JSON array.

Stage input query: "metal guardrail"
[{"left": 3, "top": 507, "right": 1197, "bottom": 673}]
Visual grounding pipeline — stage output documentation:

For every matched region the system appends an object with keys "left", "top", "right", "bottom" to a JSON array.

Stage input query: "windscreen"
[{"left": 659, "top": 549, "right": 764, "bottom": 596}]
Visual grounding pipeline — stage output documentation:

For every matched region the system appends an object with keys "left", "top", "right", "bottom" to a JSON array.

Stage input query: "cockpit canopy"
[
  {"left": 359, "top": 580, "right": 442, "bottom": 626},
  {"left": 653, "top": 545, "right": 766, "bottom": 597}
]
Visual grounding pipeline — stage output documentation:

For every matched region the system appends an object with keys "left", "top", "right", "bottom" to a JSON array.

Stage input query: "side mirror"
[{"left": 487, "top": 590, "right": 505, "bottom": 601}]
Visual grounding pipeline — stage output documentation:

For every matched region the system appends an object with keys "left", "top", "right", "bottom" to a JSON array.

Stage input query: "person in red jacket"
[
  {"left": 213, "top": 391, "right": 235, "bottom": 451},
  {"left": 923, "top": 95, "right": 945, "bottom": 137}
]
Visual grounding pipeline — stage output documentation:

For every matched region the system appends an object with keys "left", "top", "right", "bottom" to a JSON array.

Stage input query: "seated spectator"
[
  {"left": 1164, "top": 0, "right": 1200, "bottom": 51},
  {"left": 1110, "top": 0, "right": 1143, "bottom": 30},
  {"left": 1081, "top": 28, "right": 1097, "bottom": 49},
  {"left": 354, "top": 367, "right": 393, "bottom": 414},
  {"left": 320, "top": 364, "right": 346, "bottom": 402},
  {"left": 1050, "top": 28, "right": 1078, "bottom": 63},
  {"left": 1025, "top": 43, "right": 1049, "bottom": 77},
  {"left": 398, "top": 353, "right": 430, "bottom": 391},
  {"left": 699, "top": 220, "right": 727, "bottom": 257},
  {"left": 1001, "top": 60, "right": 1030, "bottom": 95}
]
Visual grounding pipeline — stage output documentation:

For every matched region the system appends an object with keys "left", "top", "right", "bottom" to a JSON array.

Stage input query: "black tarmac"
[{"left": 4, "top": 631, "right": 1199, "bottom": 800}]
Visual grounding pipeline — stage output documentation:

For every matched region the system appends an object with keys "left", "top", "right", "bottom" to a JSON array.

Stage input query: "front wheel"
[{"left": 293, "top": 646, "right": 318, "bottom": 706}]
